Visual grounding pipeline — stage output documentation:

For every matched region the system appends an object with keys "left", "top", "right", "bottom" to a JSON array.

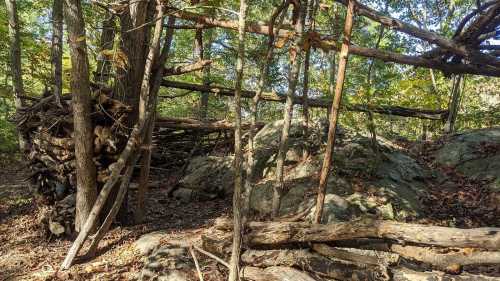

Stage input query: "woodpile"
[
  {"left": 201, "top": 217, "right": 500, "bottom": 280},
  {"left": 16, "top": 90, "right": 132, "bottom": 205}
]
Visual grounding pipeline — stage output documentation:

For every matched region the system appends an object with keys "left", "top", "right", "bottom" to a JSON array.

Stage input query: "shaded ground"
[
  {"left": 0, "top": 155, "right": 230, "bottom": 280},
  {"left": 0, "top": 127, "right": 499, "bottom": 280}
]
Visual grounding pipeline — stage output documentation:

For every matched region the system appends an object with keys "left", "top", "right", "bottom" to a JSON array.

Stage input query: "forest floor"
[
  {"left": 0, "top": 137, "right": 498, "bottom": 280},
  {"left": 0, "top": 154, "right": 230, "bottom": 280}
]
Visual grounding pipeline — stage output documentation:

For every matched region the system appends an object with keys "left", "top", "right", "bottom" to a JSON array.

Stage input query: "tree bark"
[
  {"left": 444, "top": 75, "right": 463, "bottom": 134},
  {"left": 313, "top": 0, "right": 354, "bottom": 224},
  {"left": 390, "top": 244, "right": 500, "bottom": 271},
  {"left": 241, "top": 266, "right": 317, "bottom": 281},
  {"left": 63, "top": 0, "right": 98, "bottom": 233},
  {"left": 95, "top": 15, "right": 116, "bottom": 84},
  {"left": 60, "top": 0, "right": 166, "bottom": 270},
  {"left": 5, "top": 0, "right": 27, "bottom": 151},
  {"left": 51, "top": 0, "right": 64, "bottom": 106},
  {"left": 243, "top": 0, "right": 289, "bottom": 218},
  {"left": 272, "top": 0, "right": 306, "bottom": 218},
  {"left": 241, "top": 249, "right": 389, "bottom": 280},
  {"left": 214, "top": 218, "right": 500, "bottom": 250},
  {"left": 228, "top": 0, "right": 247, "bottom": 279}
]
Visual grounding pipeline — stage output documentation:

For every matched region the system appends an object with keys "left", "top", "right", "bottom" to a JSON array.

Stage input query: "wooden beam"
[{"left": 161, "top": 80, "right": 449, "bottom": 120}]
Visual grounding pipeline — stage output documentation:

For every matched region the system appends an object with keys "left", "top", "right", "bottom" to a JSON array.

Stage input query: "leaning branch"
[
  {"left": 161, "top": 80, "right": 448, "bottom": 120},
  {"left": 163, "top": 59, "right": 212, "bottom": 76}
]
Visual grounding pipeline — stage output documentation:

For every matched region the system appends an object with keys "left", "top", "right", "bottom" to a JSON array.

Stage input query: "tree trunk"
[
  {"left": 95, "top": 15, "right": 116, "bottom": 84},
  {"left": 192, "top": 0, "right": 209, "bottom": 119},
  {"left": 272, "top": 0, "right": 306, "bottom": 218},
  {"left": 63, "top": 0, "right": 98, "bottom": 233},
  {"left": 243, "top": 0, "right": 289, "bottom": 217},
  {"left": 313, "top": 0, "right": 355, "bottom": 223},
  {"left": 5, "top": 0, "right": 27, "bottom": 151},
  {"left": 444, "top": 74, "right": 463, "bottom": 134},
  {"left": 51, "top": 0, "right": 64, "bottom": 106},
  {"left": 228, "top": 0, "right": 247, "bottom": 279},
  {"left": 60, "top": 0, "right": 166, "bottom": 270}
]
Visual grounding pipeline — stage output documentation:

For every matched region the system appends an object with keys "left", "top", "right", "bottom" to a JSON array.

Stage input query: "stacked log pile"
[
  {"left": 15, "top": 91, "right": 131, "bottom": 235},
  {"left": 16, "top": 91, "right": 132, "bottom": 205},
  {"left": 201, "top": 217, "right": 500, "bottom": 280}
]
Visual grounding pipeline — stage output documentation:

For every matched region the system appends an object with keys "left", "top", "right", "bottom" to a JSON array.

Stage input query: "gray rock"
[
  {"left": 134, "top": 231, "right": 168, "bottom": 255},
  {"left": 179, "top": 155, "right": 234, "bottom": 196},
  {"left": 434, "top": 127, "right": 500, "bottom": 191},
  {"left": 140, "top": 246, "right": 194, "bottom": 281}
]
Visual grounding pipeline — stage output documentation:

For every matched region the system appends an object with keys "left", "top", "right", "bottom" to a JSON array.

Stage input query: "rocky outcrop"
[{"left": 434, "top": 127, "right": 500, "bottom": 191}]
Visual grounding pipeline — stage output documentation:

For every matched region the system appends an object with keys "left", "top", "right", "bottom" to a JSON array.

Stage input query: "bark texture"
[
  {"left": 51, "top": 0, "right": 64, "bottom": 106},
  {"left": 228, "top": 0, "right": 247, "bottom": 279},
  {"left": 314, "top": 0, "right": 354, "bottom": 223},
  {"left": 63, "top": 0, "right": 97, "bottom": 233}
]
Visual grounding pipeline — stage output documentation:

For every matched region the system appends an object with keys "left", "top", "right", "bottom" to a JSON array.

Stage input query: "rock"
[
  {"left": 179, "top": 155, "right": 234, "bottom": 196},
  {"left": 434, "top": 127, "right": 500, "bottom": 191},
  {"left": 252, "top": 118, "right": 328, "bottom": 179},
  {"left": 172, "top": 188, "right": 194, "bottom": 203},
  {"left": 304, "top": 194, "right": 359, "bottom": 223},
  {"left": 134, "top": 231, "right": 168, "bottom": 256},
  {"left": 140, "top": 246, "right": 194, "bottom": 281}
]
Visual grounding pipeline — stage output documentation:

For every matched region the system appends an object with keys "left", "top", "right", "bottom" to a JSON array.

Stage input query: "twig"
[
  {"left": 189, "top": 246, "right": 204, "bottom": 281},
  {"left": 193, "top": 245, "right": 229, "bottom": 268}
]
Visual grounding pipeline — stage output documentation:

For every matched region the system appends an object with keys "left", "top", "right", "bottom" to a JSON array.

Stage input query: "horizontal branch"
[
  {"left": 154, "top": 116, "right": 264, "bottom": 131},
  {"left": 167, "top": 9, "right": 500, "bottom": 77},
  {"left": 163, "top": 60, "right": 212, "bottom": 76},
  {"left": 161, "top": 80, "right": 449, "bottom": 120},
  {"left": 333, "top": 0, "right": 500, "bottom": 67}
]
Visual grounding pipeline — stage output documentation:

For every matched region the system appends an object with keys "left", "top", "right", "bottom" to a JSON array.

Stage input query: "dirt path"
[{"left": 0, "top": 157, "right": 230, "bottom": 280}]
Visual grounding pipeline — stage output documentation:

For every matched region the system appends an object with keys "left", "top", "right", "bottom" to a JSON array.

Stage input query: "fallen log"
[
  {"left": 391, "top": 267, "right": 500, "bottom": 281},
  {"left": 390, "top": 244, "right": 500, "bottom": 270},
  {"left": 161, "top": 80, "right": 449, "bottom": 120},
  {"left": 154, "top": 117, "right": 264, "bottom": 131},
  {"left": 241, "top": 266, "right": 317, "bottom": 281},
  {"left": 214, "top": 218, "right": 500, "bottom": 250},
  {"left": 312, "top": 243, "right": 399, "bottom": 266},
  {"left": 241, "top": 249, "right": 390, "bottom": 280}
]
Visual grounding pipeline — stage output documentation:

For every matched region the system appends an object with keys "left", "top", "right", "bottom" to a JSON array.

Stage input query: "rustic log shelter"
[{"left": 11, "top": 0, "right": 500, "bottom": 278}]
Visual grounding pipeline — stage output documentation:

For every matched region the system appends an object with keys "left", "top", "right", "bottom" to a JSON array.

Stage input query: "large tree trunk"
[
  {"left": 60, "top": 0, "right": 166, "bottom": 270},
  {"left": 63, "top": 0, "right": 97, "bottom": 233},
  {"left": 51, "top": 0, "right": 63, "bottom": 106},
  {"left": 272, "top": 0, "right": 306, "bottom": 218},
  {"left": 313, "top": 0, "right": 355, "bottom": 223},
  {"left": 4, "top": 0, "right": 27, "bottom": 151},
  {"left": 228, "top": 0, "right": 247, "bottom": 280}
]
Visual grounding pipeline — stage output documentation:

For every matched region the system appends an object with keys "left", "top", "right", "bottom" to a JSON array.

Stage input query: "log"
[
  {"left": 312, "top": 243, "right": 399, "bottom": 266},
  {"left": 390, "top": 244, "right": 500, "bottom": 270},
  {"left": 241, "top": 266, "right": 317, "bottom": 281},
  {"left": 241, "top": 249, "right": 390, "bottom": 280},
  {"left": 155, "top": 116, "right": 265, "bottom": 131},
  {"left": 214, "top": 218, "right": 500, "bottom": 250},
  {"left": 161, "top": 80, "right": 449, "bottom": 120},
  {"left": 391, "top": 267, "right": 500, "bottom": 281}
]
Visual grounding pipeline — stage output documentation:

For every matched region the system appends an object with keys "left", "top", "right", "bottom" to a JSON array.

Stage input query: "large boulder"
[
  {"left": 434, "top": 127, "right": 500, "bottom": 191},
  {"left": 249, "top": 133, "right": 428, "bottom": 221},
  {"left": 178, "top": 155, "right": 234, "bottom": 197}
]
